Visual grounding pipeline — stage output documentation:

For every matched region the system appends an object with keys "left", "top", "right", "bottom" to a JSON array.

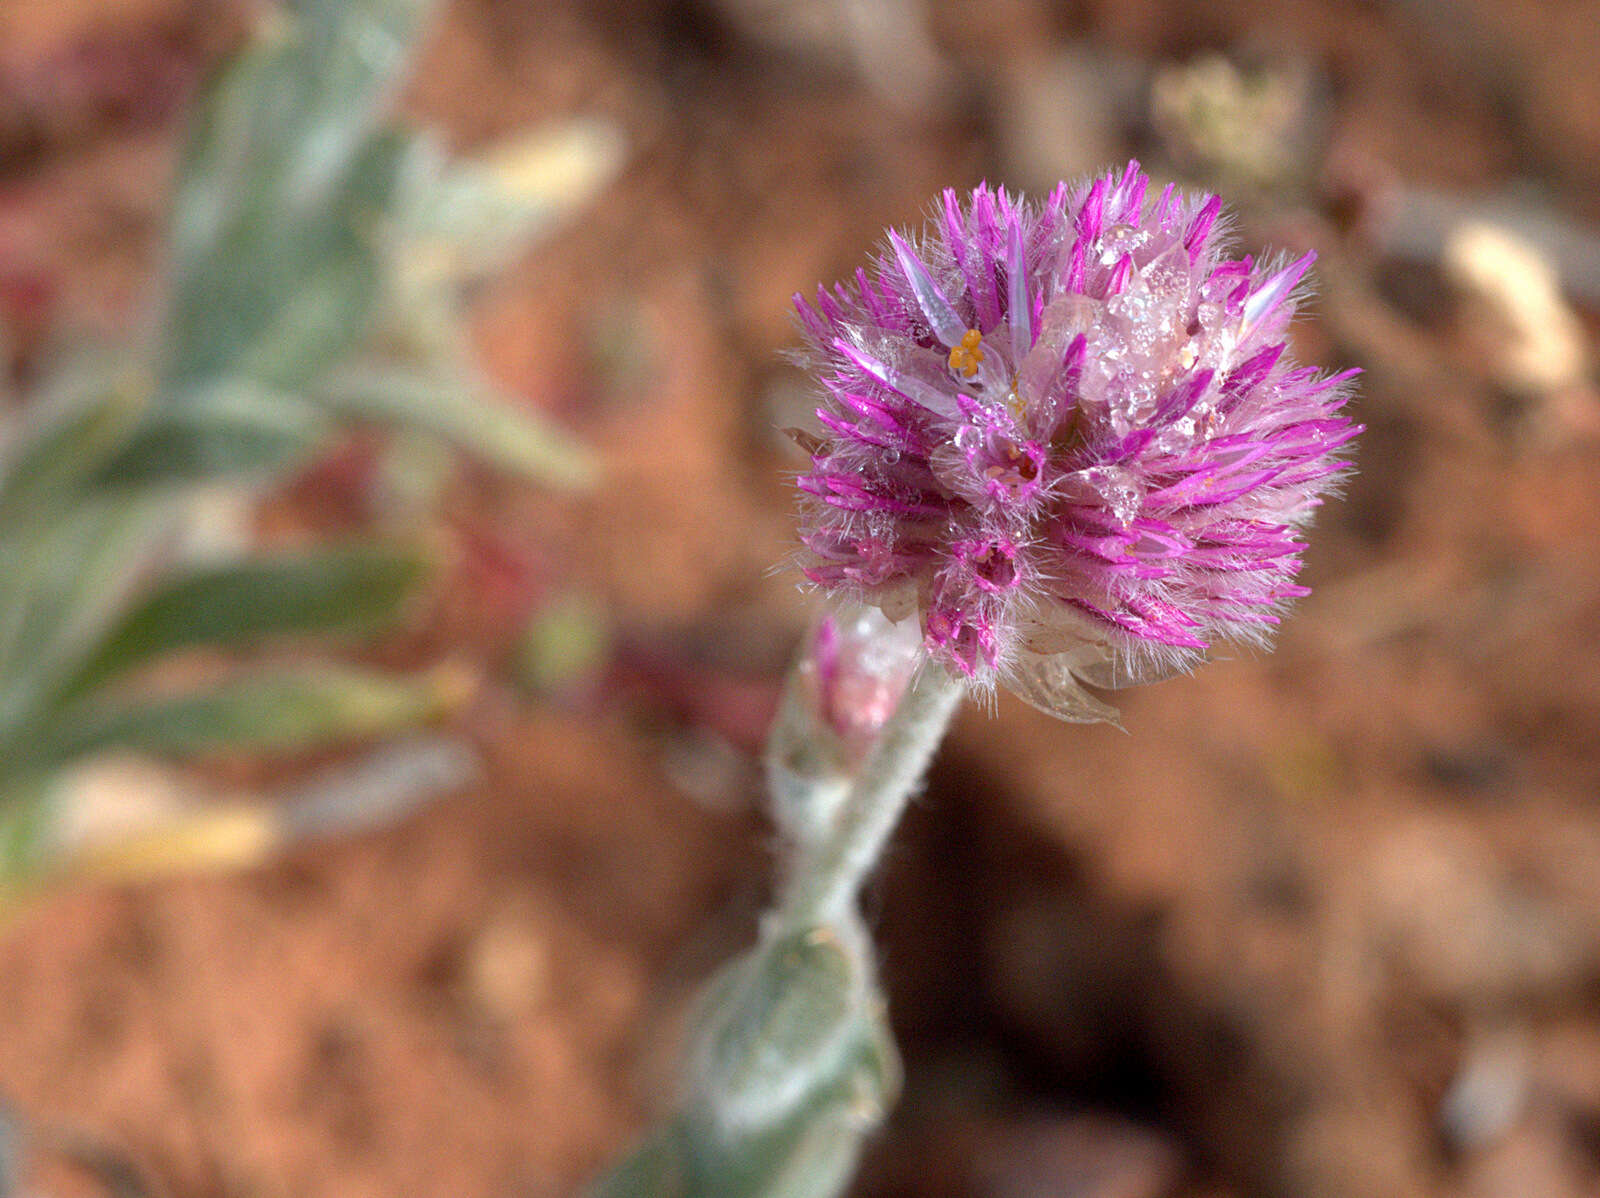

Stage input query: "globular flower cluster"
[{"left": 794, "top": 162, "right": 1359, "bottom": 721}]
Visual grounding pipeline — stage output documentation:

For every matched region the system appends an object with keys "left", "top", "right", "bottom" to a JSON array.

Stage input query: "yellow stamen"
[
  {"left": 948, "top": 327, "right": 986, "bottom": 378},
  {"left": 1005, "top": 373, "right": 1024, "bottom": 419}
]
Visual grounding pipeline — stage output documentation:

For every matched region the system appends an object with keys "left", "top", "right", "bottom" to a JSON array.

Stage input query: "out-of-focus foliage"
[{"left": 0, "top": 0, "right": 622, "bottom": 899}]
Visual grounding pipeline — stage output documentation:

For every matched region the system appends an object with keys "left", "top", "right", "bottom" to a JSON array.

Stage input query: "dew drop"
[
  {"left": 1098, "top": 223, "right": 1150, "bottom": 266},
  {"left": 1141, "top": 244, "right": 1193, "bottom": 301},
  {"left": 1087, "top": 465, "right": 1141, "bottom": 525}
]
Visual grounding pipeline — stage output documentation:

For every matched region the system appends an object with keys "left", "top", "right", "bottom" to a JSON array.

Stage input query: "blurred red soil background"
[{"left": 3, "top": 1, "right": 1600, "bottom": 1195}]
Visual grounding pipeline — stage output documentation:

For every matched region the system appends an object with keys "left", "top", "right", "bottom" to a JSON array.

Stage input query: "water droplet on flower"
[
  {"left": 1098, "top": 223, "right": 1149, "bottom": 265},
  {"left": 1087, "top": 469, "right": 1141, "bottom": 524},
  {"left": 1141, "top": 244, "right": 1193, "bottom": 300}
]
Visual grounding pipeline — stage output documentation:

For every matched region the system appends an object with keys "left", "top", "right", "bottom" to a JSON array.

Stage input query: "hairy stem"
[{"left": 776, "top": 661, "right": 963, "bottom": 929}]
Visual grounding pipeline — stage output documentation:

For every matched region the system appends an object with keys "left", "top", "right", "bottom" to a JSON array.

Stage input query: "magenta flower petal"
[{"left": 792, "top": 162, "right": 1361, "bottom": 720}]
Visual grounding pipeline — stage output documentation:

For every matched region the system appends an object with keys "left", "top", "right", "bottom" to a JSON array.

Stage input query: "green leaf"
[
  {"left": 0, "top": 1091, "right": 23, "bottom": 1195},
  {"left": 163, "top": 130, "right": 411, "bottom": 391},
  {"left": 169, "top": 0, "right": 433, "bottom": 262},
  {"left": 700, "top": 1017, "right": 896, "bottom": 1198},
  {"left": 0, "top": 380, "right": 336, "bottom": 736},
  {"left": 0, "top": 776, "right": 54, "bottom": 890},
  {"left": 0, "top": 494, "right": 173, "bottom": 739},
  {"left": 696, "top": 927, "right": 864, "bottom": 1132},
  {"left": 319, "top": 363, "right": 598, "bottom": 490},
  {"left": 162, "top": 0, "right": 436, "bottom": 390},
  {"left": 589, "top": 917, "right": 900, "bottom": 1198},
  {"left": 90, "top": 385, "right": 329, "bottom": 489},
  {"left": 0, "top": 378, "right": 146, "bottom": 535},
  {"left": 515, "top": 592, "right": 610, "bottom": 695},
  {"left": 603, "top": 1015, "right": 893, "bottom": 1198},
  {"left": 586, "top": 1124, "right": 689, "bottom": 1198},
  {"left": 56, "top": 546, "right": 431, "bottom": 705},
  {"left": 396, "top": 118, "right": 626, "bottom": 280},
  {"left": 22, "top": 664, "right": 464, "bottom": 771},
  {"left": 746, "top": 1097, "right": 866, "bottom": 1198}
]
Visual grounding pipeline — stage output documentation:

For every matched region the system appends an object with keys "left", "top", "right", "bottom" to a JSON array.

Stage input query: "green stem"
[{"left": 777, "top": 661, "right": 964, "bottom": 929}]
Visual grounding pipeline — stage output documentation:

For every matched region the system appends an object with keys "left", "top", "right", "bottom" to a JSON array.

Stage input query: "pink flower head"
[{"left": 793, "top": 162, "right": 1360, "bottom": 721}]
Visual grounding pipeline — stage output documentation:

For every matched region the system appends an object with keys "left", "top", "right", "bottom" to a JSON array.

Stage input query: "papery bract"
[{"left": 794, "top": 162, "right": 1359, "bottom": 720}]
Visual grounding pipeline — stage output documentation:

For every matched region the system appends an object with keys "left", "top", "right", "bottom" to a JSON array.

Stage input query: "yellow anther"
[
  {"left": 1005, "top": 373, "right": 1024, "bottom": 419},
  {"left": 948, "top": 327, "right": 985, "bottom": 378}
]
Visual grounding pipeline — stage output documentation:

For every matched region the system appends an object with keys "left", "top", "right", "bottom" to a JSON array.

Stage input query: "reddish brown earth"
[{"left": 3, "top": 1, "right": 1600, "bottom": 1196}]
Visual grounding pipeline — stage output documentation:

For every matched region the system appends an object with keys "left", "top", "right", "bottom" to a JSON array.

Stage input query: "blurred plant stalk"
[{"left": 0, "top": 735, "right": 477, "bottom": 929}]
